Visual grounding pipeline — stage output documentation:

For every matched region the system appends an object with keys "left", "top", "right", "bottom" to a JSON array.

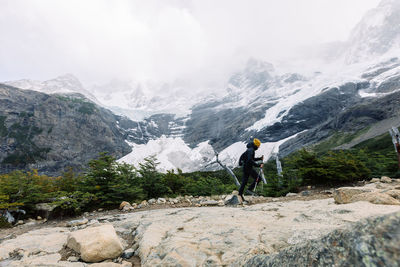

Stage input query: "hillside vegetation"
[{"left": 1, "top": 131, "right": 399, "bottom": 226}]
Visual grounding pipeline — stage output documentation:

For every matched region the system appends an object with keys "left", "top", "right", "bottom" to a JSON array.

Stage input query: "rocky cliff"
[{"left": 0, "top": 84, "right": 131, "bottom": 175}]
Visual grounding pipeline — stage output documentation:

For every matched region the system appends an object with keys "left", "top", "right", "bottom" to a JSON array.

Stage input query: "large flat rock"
[
  {"left": 113, "top": 199, "right": 400, "bottom": 266},
  {"left": 2, "top": 192, "right": 400, "bottom": 266}
]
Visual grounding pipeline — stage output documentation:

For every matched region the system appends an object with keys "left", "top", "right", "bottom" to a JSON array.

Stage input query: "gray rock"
[
  {"left": 300, "top": 191, "right": 310, "bottom": 196},
  {"left": 67, "top": 256, "right": 79, "bottom": 262},
  {"left": 67, "top": 218, "right": 89, "bottom": 227},
  {"left": 157, "top": 198, "right": 166, "bottom": 204},
  {"left": 148, "top": 199, "right": 156, "bottom": 205},
  {"left": 121, "top": 248, "right": 135, "bottom": 259},
  {"left": 242, "top": 212, "right": 400, "bottom": 267},
  {"left": 224, "top": 195, "right": 241, "bottom": 205},
  {"left": 285, "top": 193, "right": 298, "bottom": 197}
]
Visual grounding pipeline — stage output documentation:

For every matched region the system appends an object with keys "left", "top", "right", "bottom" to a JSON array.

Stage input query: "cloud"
[{"left": 0, "top": 0, "right": 381, "bottom": 87}]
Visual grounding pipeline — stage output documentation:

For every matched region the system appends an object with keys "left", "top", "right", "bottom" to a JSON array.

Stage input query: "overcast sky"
[{"left": 0, "top": 0, "right": 381, "bottom": 86}]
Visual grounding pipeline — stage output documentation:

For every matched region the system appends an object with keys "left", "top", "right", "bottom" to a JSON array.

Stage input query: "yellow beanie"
[{"left": 253, "top": 138, "right": 261, "bottom": 148}]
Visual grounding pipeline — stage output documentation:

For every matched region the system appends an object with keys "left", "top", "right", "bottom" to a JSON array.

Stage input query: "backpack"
[{"left": 238, "top": 151, "right": 246, "bottom": 166}]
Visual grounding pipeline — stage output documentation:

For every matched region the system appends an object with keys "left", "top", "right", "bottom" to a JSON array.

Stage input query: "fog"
[{"left": 0, "top": 0, "right": 380, "bottom": 88}]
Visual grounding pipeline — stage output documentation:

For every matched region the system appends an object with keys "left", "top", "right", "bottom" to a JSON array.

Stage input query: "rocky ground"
[{"left": 1, "top": 177, "right": 400, "bottom": 266}]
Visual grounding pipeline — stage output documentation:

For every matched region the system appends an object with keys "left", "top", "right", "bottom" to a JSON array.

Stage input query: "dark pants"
[{"left": 239, "top": 168, "right": 260, "bottom": 195}]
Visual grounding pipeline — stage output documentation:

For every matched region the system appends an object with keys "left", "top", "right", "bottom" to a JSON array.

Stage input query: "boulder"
[
  {"left": 67, "top": 224, "right": 124, "bottom": 263},
  {"left": 333, "top": 187, "right": 373, "bottom": 204},
  {"left": 381, "top": 176, "right": 392, "bottom": 183},
  {"left": 119, "top": 201, "right": 131, "bottom": 210},
  {"left": 350, "top": 192, "right": 400, "bottom": 205}
]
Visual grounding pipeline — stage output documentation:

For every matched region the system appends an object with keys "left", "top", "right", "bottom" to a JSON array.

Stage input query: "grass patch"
[{"left": 313, "top": 126, "right": 371, "bottom": 153}]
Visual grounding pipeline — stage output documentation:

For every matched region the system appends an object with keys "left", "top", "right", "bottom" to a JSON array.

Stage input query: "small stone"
[
  {"left": 148, "top": 198, "right": 156, "bottom": 205},
  {"left": 370, "top": 178, "right": 380, "bottom": 183},
  {"left": 301, "top": 191, "right": 310, "bottom": 196},
  {"left": 122, "top": 205, "right": 133, "bottom": 212},
  {"left": 37, "top": 216, "right": 42, "bottom": 220},
  {"left": 98, "top": 208, "right": 104, "bottom": 212},
  {"left": 121, "top": 248, "right": 135, "bottom": 259},
  {"left": 286, "top": 193, "right": 298, "bottom": 197},
  {"left": 381, "top": 176, "right": 392, "bottom": 183},
  {"left": 67, "top": 218, "right": 89, "bottom": 227},
  {"left": 119, "top": 201, "right": 131, "bottom": 210},
  {"left": 321, "top": 189, "right": 334, "bottom": 195},
  {"left": 16, "top": 220, "right": 24, "bottom": 225},
  {"left": 232, "top": 190, "right": 239, "bottom": 195},
  {"left": 131, "top": 203, "right": 137, "bottom": 208},
  {"left": 157, "top": 198, "right": 167, "bottom": 204},
  {"left": 67, "top": 256, "right": 79, "bottom": 262}
]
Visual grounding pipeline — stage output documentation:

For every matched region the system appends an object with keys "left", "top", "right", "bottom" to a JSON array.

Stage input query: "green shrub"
[
  {"left": 283, "top": 149, "right": 370, "bottom": 185},
  {"left": 81, "top": 153, "right": 144, "bottom": 208},
  {"left": 78, "top": 102, "right": 96, "bottom": 115},
  {"left": 0, "top": 170, "right": 60, "bottom": 213}
]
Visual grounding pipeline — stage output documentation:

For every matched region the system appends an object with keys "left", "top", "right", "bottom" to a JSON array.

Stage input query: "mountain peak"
[{"left": 345, "top": 0, "right": 400, "bottom": 64}]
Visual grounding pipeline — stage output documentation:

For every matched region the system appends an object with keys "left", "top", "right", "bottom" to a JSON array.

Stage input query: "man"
[{"left": 238, "top": 138, "right": 263, "bottom": 202}]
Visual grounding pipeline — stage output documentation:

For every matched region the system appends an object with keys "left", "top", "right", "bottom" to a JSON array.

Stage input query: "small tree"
[{"left": 81, "top": 153, "right": 143, "bottom": 208}]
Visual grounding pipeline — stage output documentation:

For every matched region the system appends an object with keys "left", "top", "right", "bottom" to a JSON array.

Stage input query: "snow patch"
[{"left": 118, "top": 137, "right": 215, "bottom": 173}]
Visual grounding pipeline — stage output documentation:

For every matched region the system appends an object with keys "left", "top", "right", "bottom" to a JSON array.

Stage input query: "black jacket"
[{"left": 243, "top": 142, "right": 262, "bottom": 171}]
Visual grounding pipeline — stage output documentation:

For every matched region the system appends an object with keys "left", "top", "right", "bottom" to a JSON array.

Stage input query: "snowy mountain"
[
  {"left": 90, "top": 79, "right": 219, "bottom": 121},
  {"left": 2, "top": 0, "right": 400, "bottom": 174},
  {"left": 345, "top": 0, "right": 400, "bottom": 64},
  {"left": 4, "top": 74, "right": 98, "bottom": 103},
  {"left": 119, "top": 0, "right": 400, "bottom": 172}
]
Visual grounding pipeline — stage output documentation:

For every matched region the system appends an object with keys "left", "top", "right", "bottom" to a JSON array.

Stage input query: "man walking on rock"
[{"left": 238, "top": 138, "right": 263, "bottom": 202}]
